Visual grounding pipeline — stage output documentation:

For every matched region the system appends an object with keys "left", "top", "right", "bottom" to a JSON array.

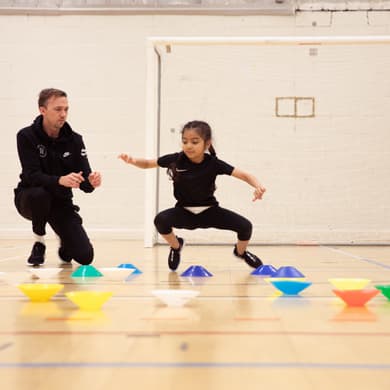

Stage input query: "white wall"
[{"left": 1, "top": 11, "right": 390, "bottom": 243}]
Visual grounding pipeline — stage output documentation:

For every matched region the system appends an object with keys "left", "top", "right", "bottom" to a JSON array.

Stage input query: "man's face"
[{"left": 40, "top": 95, "right": 69, "bottom": 131}]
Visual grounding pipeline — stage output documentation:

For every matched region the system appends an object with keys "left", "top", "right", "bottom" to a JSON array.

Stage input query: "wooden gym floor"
[{"left": 0, "top": 239, "right": 389, "bottom": 390}]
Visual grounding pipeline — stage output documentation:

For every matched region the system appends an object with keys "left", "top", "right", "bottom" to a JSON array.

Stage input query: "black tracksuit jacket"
[{"left": 15, "top": 115, "right": 95, "bottom": 202}]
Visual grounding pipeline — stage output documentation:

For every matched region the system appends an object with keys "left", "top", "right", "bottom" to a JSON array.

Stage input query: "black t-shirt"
[{"left": 157, "top": 152, "right": 234, "bottom": 207}]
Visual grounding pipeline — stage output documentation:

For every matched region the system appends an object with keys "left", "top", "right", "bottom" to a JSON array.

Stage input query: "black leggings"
[
  {"left": 154, "top": 206, "right": 252, "bottom": 241},
  {"left": 14, "top": 187, "right": 94, "bottom": 265}
]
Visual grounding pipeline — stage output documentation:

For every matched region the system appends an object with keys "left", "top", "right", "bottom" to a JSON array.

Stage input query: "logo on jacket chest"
[{"left": 37, "top": 144, "right": 47, "bottom": 158}]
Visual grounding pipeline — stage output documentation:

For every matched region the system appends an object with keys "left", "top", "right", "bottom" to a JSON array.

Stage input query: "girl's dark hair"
[
  {"left": 182, "top": 120, "right": 216, "bottom": 156},
  {"left": 167, "top": 120, "right": 216, "bottom": 182}
]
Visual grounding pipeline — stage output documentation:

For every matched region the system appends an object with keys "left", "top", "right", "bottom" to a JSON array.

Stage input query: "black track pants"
[
  {"left": 154, "top": 206, "right": 253, "bottom": 241},
  {"left": 14, "top": 187, "right": 94, "bottom": 265}
]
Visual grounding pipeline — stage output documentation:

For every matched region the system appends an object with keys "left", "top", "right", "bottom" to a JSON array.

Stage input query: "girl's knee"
[
  {"left": 238, "top": 219, "right": 252, "bottom": 241},
  {"left": 154, "top": 212, "right": 172, "bottom": 235}
]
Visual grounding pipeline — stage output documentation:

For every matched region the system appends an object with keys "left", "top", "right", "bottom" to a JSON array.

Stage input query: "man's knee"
[
  {"left": 28, "top": 187, "right": 51, "bottom": 207},
  {"left": 16, "top": 187, "right": 51, "bottom": 216},
  {"left": 73, "top": 244, "right": 94, "bottom": 265}
]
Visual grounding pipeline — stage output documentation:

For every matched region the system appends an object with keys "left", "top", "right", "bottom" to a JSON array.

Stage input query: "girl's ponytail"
[{"left": 208, "top": 144, "right": 216, "bottom": 156}]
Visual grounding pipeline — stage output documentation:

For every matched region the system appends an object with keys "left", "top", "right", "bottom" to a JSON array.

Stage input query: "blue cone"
[
  {"left": 180, "top": 265, "right": 213, "bottom": 277},
  {"left": 273, "top": 266, "right": 305, "bottom": 278},
  {"left": 270, "top": 280, "right": 312, "bottom": 295},
  {"left": 117, "top": 263, "right": 142, "bottom": 274},
  {"left": 125, "top": 273, "right": 140, "bottom": 282},
  {"left": 251, "top": 264, "right": 277, "bottom": 276}
]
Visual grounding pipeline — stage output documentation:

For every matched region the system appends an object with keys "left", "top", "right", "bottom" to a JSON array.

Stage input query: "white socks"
[{"left": 33, "top": 234, "right": 45, "bottom": 245}]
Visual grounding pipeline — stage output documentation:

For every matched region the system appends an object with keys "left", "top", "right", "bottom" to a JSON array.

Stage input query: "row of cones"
[
  {"left": 71, "top": 263, "right": 142, "bottom": 278},
  {"left": 179, "top": 264, "right": 304, "bottom": 278},
  {"left": 35, "top": 263, "right": 390, "bottom": 304},
  {"left": 18, "top": 263, "right": 390, "bottom": 309},
  {"left": 17, "top": 264, "right": 143, "bottom": 311},
  {"left": 18, "top": 284, "right": 112, "bottom": 311},
  {"left": 178, "top": 264, "right": 390, "bottom": 307}
]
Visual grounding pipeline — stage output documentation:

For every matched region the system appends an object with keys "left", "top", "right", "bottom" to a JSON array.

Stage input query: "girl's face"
[{"left": 181, "top": 128, "right": 210, "bottom": 163}]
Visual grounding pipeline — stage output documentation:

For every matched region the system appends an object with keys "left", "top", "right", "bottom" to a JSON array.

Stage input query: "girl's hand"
[
  {"left": 118, "top": 154, "right": 158, "bottom": 169},
  {"left": 253, "top": 185, "right": 266, "bottom": 201},
  {"left": 118, "top": 154, "right": 136, "bottom": 165}
]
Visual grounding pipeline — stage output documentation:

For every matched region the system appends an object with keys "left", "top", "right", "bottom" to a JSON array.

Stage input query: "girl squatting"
[{"left": 119, "top": 120, "right": 266, "bottom": 271}]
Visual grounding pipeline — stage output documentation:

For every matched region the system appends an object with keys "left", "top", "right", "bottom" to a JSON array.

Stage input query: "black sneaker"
[
  {"left": 58, "top": 246, "right": 72, "bottom": 263},
  {"left": 168, "top": 237, "right": 184, "bottom": 271},
  {"left": 27, "top": 242, "right": 45, "bottom": 266},
  {"left": 233, "top": 245, "right": 262, "bottom": 269}
]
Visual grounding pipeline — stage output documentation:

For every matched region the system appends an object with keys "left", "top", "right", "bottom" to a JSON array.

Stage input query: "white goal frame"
[{"left": 144, "top": 35, "right": 390, "bottom": 247}]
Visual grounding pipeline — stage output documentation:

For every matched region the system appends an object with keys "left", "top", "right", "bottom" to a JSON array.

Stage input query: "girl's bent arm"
[
  {"left": 118, "top": 154, "right": 158, "bottom": 169},
  {"left": 231, "top": 168, "right": 266, "bottom": 201}
]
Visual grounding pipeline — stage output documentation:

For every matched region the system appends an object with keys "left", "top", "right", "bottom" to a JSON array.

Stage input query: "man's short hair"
[{"left": 38, "top": 88, "right": 67, "bottom": 108}]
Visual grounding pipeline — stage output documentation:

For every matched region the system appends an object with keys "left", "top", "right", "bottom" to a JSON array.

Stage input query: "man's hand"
[
  {"left": 59, "top": 171, "right": 84, "bottom": 188},
  {"left": 88, "top": 172, "right": 102, "bottom": 188}
]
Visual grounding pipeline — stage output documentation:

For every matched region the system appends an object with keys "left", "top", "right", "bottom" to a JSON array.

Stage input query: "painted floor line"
[
  {"left": 0, "top": 255, "right": 26, "bottom": 263},
  {"left": 0, "top": 361, "right": 389, "bottom": 370},
  {"left": 0, "top": 330, "right": 389, "bottom": 337},
  {"left": 0, "top": 248, "right": 59, "bottom": 264},
  {"left": 323, "top": 246, "right": 390, "bottom": 269}
]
